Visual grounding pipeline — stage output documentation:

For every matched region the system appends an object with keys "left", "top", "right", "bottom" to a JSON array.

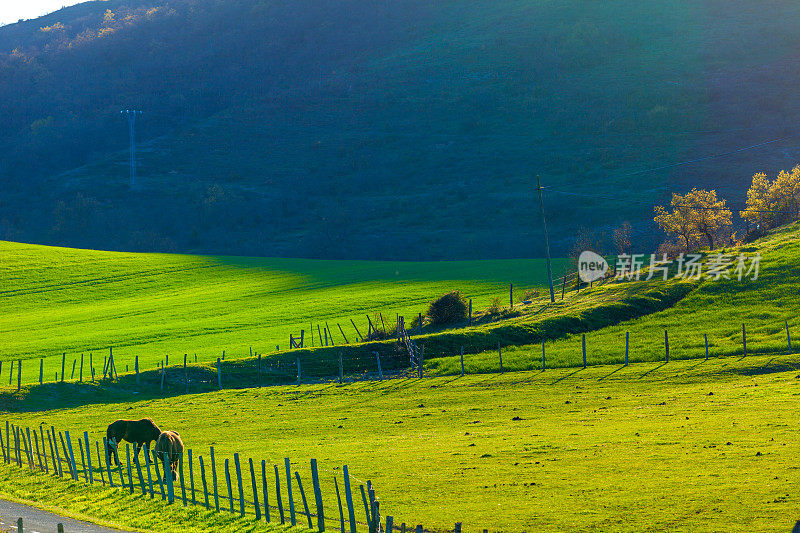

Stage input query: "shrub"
[
  {"left": 426, "top": 291, "right": 469, "bottom": 326},
  {"left": 487, "top": 297, "right": 502, "bottom": 315},
  {"left": 520, "top": 289, "right": 539, "bottom": 302}
]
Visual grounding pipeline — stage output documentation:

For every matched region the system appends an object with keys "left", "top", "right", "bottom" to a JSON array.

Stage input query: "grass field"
[
  {"left": 0, "top": 464, "right": 296, "bottom": 533},
  {"left": 426, "top": 222, "right": 800, "bottom": 375},
  {"left": 2, "top": 353, "right": 800, "bottom": 532},
  {"left": 0, "top": 240, "right": 568, "bottom": 383}
]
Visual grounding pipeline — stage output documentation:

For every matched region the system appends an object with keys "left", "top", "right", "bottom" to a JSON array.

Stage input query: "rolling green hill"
[
  {"left": 3, "top": 1, "right": 800, "bottom": 258},
  {"left": 0, "top": 239, "right": 567, "bottom": 382}
]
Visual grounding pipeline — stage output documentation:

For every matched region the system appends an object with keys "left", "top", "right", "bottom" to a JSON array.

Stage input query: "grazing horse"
[
  {"left": 154, "top": 430, "right": 184, "bottom": 481},
  {"left": 106, "top": 418, "right": 162, "bottom": 466}
]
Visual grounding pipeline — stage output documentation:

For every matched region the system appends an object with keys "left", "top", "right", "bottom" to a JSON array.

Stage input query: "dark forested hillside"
[{"left": 2, "top": 0, "right": 800, "bottom": 259}]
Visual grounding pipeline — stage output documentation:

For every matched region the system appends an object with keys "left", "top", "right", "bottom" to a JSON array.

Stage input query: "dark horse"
[{"left": 106, "top": 418, "right": 161, "bottom": 466}]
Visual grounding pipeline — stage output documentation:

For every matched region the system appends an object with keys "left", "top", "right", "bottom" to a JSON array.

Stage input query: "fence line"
[{"left": 0, "top": 421, "right": 421, "bottom": 533}]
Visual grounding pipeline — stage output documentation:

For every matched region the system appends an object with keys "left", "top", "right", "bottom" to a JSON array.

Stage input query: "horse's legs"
[{"left": 113, "top": 438, "right": 121, "bottom": 466}]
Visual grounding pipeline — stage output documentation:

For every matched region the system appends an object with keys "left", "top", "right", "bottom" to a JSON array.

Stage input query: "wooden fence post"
[
  {"left": 17, "top": 517, "right": 22, "bottom": 533},
  {"left": 199, "top": 455, "right": 210, "bottom": 509},
  {"left": 257, "top": 353, "right": 262, "bottom": 386},
  {"left": 71, "top": 359, "right": 76, "bottom": 380},
  {"left": 210, "top": 446, "right": 220, "bottom": 511},
  {"left": 249, "top": 458, "right": 261, "bottom": 520},
  {"left": 542, "top": 340, "right": 546, "bottom": 370},
  {"left": 126, "top": 444, "right": 134, "bottom": 494},
  {"left": 498, "top": 342, "right": 503, "bottom": 372},
  {"left": 224, "top": 459, "right": 234, "bottom": 512},
  {"left": 39, "top": 359, "right": 43, "bottom": 385},
  {"left": 61, "top": 353, "right": 65, "bottom": 382},
  {"left": 78, "top": 439, "right": 86, "bottom": 481},
  {"left": 134, "top": 450, "right": 145, "bottom": 495},
  {"left": 234, "top": 453, "right": 245, "bottom": 516},
  {"left": 153, "top": 450, "right": 165, "bottom": 500},
  {"left": 582, "top": 334, "right": 587, "bottom": 368},
  {"left": 82, "top": 432, "right": 93, "bottom": 484},
  {"left": 285, "top": 458, "right": 296, "bottom": 525},
  {"left": 787, "top": 321, "right": 793, "bottom": 354},
  {"left": 311, "top": 459, "right": 325, "bottom": 531},
  {"left": 262, "top": 460, "right": 271, "bottom": 522},
  {"left": 460, "top": 346, "right": 465, "bottom": 376},
  {"left": 188, "top": 449, "right": 195, "bottom": 505},
  {"left": 334, "top": 477, "right": 345, "bottom": 533},
  {"left": 52, "top": 428, "right": 62, "bottom": 477},
  {"left": 339, "top": 352, "right": 344, "bottom": 383},
  {"left": 17, "top": 359, "right": 21, "bottom": 391},
  {"left": 350, "top": 319, "right": 364, "bottom": 342},
  {"left": 326, "top": 322, "right": 335, "bottom": 346},
  {"left": 64, "top": 431, "right": 78, "bottom": 481},
  {"left": 665, "top": 330, "right": 669, "bottom": 362},
  {"left": 217, "top": 358, "right": 222, "bottom": 390},
  {"left": 90, "top": 353, "right": 94, "bottom": 382},
  {"left": 338, "top": 323, "right": 350, "bottom": 344},
  {"left": 95, "top": 441, "right": 104, "bottom": 484},
  {"left": 275, "top": 464, "right": 285, "bottom": 524},
  {"left": 80, "top": 354, "right": 84, "bottom": 382},
  {"left": 360, "top": 485, "right": 371, "bottom": 531},
  {"left": 510, "top": 282, "right": 513, "bottom": 308},
  {"left": 178, "top": 452, "right": 187, "bottom": 505},
  {"left": 144, "top": 444, "right": 154, "bottom": 497},
  {"left": 625, "top": 332, "right": 629, "bottom": 366},
  {"left": 165, "top": 452, "right": 175, "bottom": 504},
  {"left": 742, "top": 323, "right": 747, "bottom": 356},
  {"left": 33, "top": 429, "right": 42, "bottom": 472},
  {"left": 47, "top": 430, "right": 57, "bottom": 476},
  {"left": 297, "top": 357, "right": 302, "bottom": 385},
  {"left": 705, "top": 334, "right": 709, "bottom": 360},
  {"left": 184, "top": 353, "right": 188, "bottom": 393},
  {"left": 468, "top": 299, "right": 472, "bottom": 325},
  {"left": 376, "top": 352, "right": 383, "bottom": 380},
  {"left": 343, "top": 465, "right": 357, "bottom": 533},
  {"left": 296, "top": 471, "right": 313, "bottom": 529}
]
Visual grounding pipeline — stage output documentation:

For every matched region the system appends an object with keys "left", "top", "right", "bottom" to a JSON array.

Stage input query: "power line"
[{"left": 121, "top": 110, "right": 142, "bottom": 187}]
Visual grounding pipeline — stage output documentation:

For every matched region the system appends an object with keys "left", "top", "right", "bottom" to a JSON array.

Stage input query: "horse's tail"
[{"left": 105, "top": 424, "right": 118, "bottom": 461}]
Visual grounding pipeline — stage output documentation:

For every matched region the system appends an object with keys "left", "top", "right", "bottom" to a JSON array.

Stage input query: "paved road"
[{"left": 0, "top": 499, "right": 137, "bottom": 533}]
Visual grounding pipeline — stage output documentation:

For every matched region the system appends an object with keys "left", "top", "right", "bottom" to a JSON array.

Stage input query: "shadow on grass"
[
  {"left": 638, "top": 362, "right": 668, "bottom": 379},
  {"left": 549, "top": 368, "right": 584, "bottom": 386},
  {"left": 598, "top": 365, "right": 626, "bottom": 381}
]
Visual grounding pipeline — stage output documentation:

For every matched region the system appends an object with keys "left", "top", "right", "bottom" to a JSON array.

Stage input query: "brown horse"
[
  {"left": 154, "top": 430, "right": 184, "bottom": 481},
  {"left": 106, "top": 418, "right": 162, "bottom": 466}
]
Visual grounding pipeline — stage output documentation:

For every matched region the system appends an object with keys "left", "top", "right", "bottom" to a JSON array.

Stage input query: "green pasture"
[
  {"left": 0, "top": 464, "right": 298, "bottom": 533},
  {"left": 426, "top": 222, "right": 800, "bottom": 376},
  {"left": 2, "top": 353, "right": 800, "bottom": 532},
  {"left": 0, "top": 240, "right": 566, "bottom": 383}
]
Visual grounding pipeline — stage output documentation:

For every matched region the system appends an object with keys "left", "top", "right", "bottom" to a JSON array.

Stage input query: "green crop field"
[{"left": 0, "top": 240, "right": 567, "bottom": 383}]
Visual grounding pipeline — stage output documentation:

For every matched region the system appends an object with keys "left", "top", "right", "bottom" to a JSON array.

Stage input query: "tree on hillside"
[
  {"left": 654, "top": 189, "right": 732, "bottom": 252},
  {"left": 741, "top": 166, "right": 800, "bottom": 231},
  {"left": 771, "top": 166, "right": 800, "bottom": 222},
  {"left": 684, "top": 189, "right": 732, "bottom": 249},
  {"left": 741, "top": 172, "right": 776, "bottom": 229},
  {"left": 612, "top": 221, "right": 632, "bottom": 256}
]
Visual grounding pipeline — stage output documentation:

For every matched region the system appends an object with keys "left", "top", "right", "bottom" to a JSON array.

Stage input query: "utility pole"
[
  {"left": 121, "top": 110, "right": 142, "bottom": 187},
  {"left": 536, "top": 175, "right": 555, "bottom": 303}
]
